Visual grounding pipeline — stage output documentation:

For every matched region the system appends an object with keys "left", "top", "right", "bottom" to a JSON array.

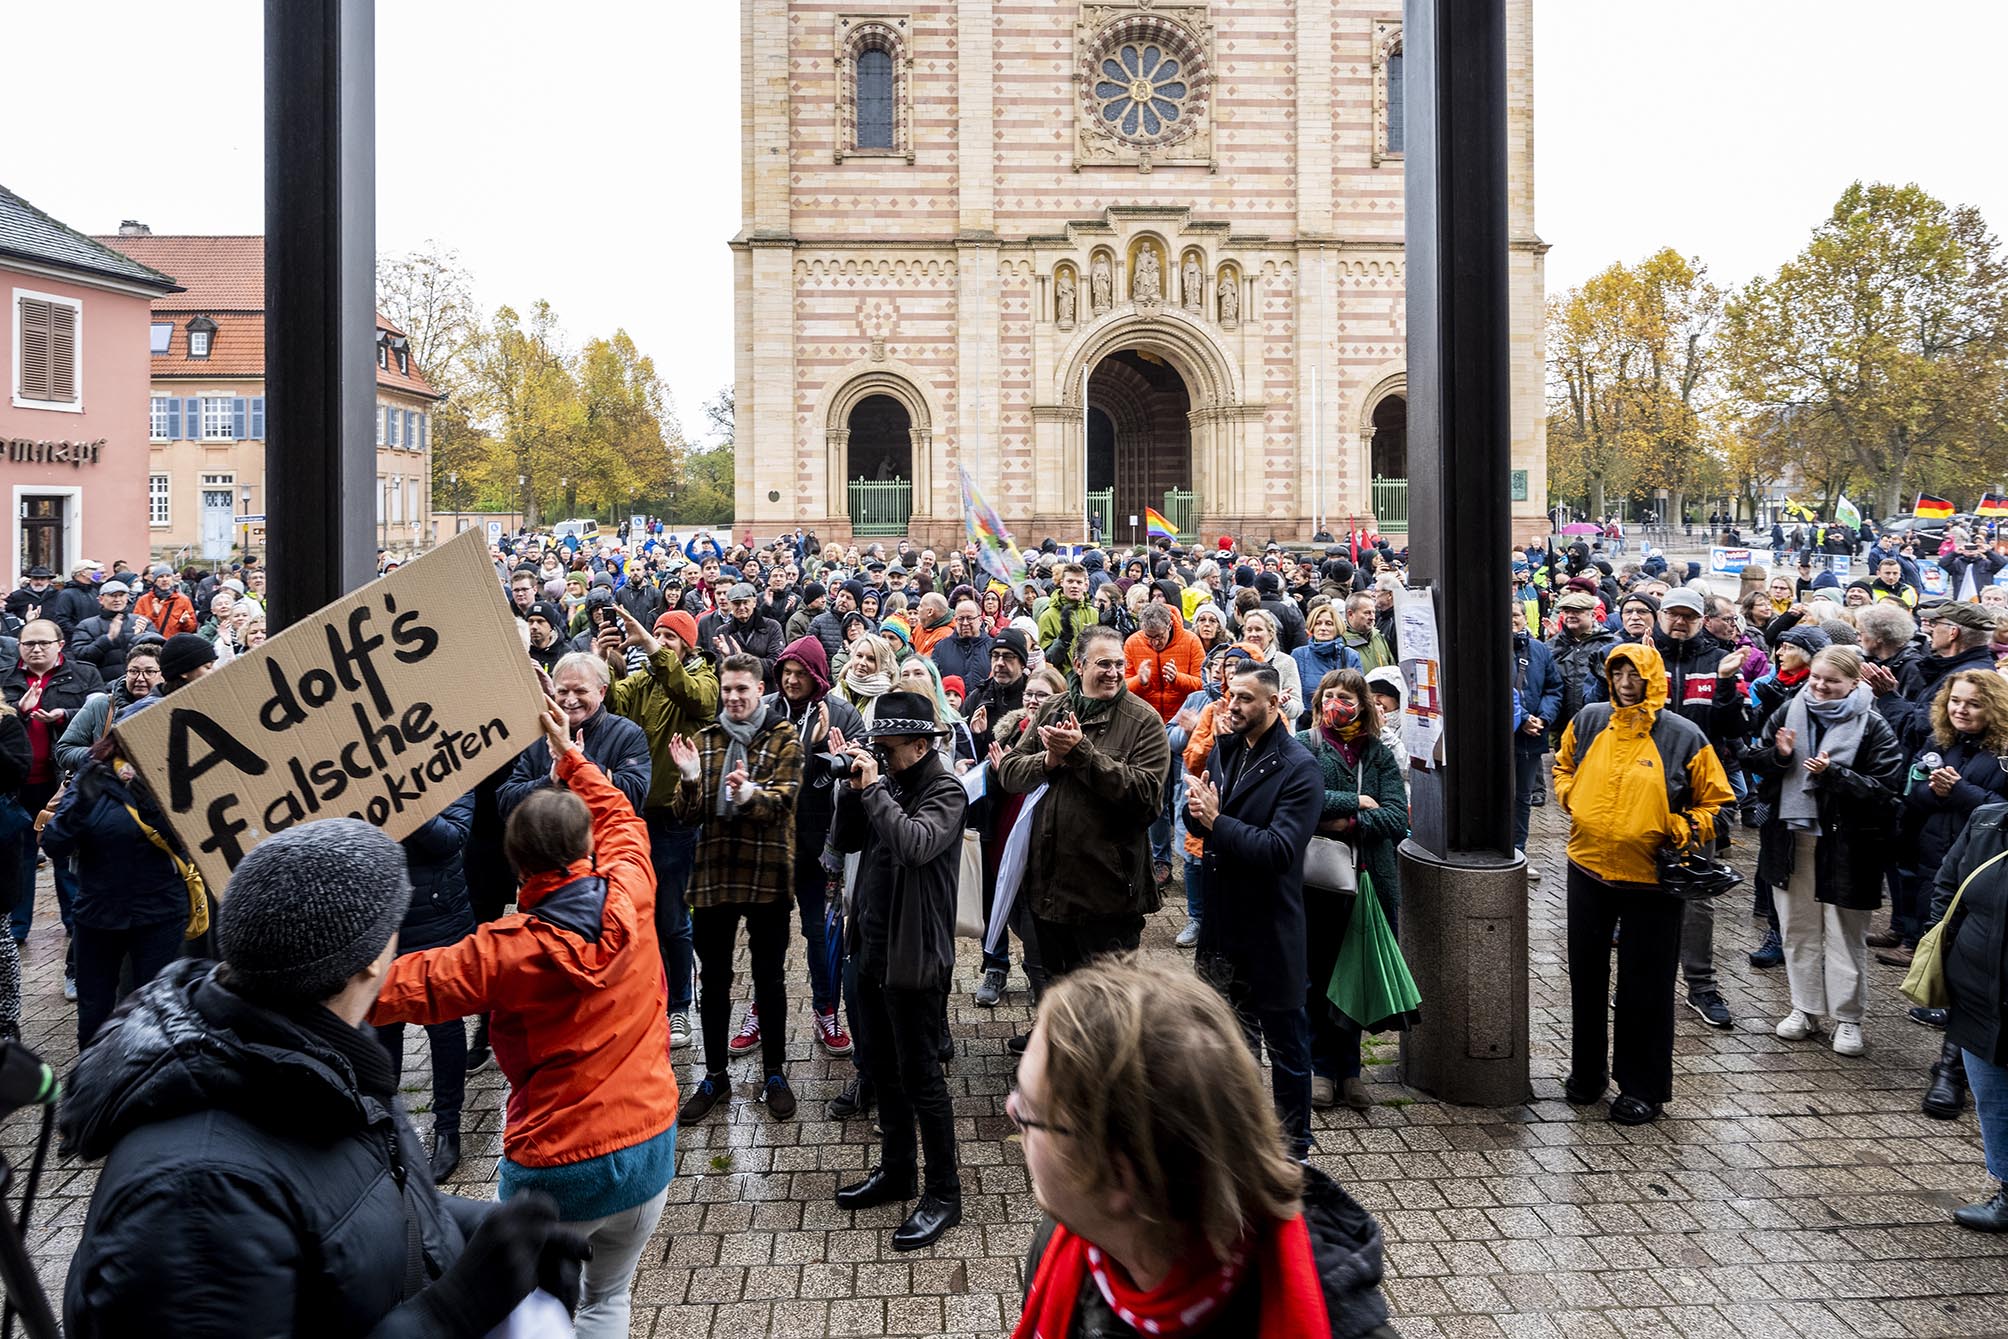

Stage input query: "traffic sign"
[{"left": 235, "top": 514, "right": 265, "bottom": 524}]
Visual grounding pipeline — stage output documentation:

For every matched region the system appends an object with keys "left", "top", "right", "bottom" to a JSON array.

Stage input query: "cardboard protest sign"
[{"left": 114, "top": 527, "right": 543, "bottom": 896}]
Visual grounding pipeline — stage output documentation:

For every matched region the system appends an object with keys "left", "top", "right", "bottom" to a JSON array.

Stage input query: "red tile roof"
[{"left": 93, "top": 234, "right": 441, "bottom": 397}]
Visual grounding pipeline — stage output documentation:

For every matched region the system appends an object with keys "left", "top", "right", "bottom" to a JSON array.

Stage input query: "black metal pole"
[
  {"left": 1403, "top": 0, "right": 1513, "bottom": 860},
  {"left": 1396, "top": 0, "right": 1529, "bottom": 1106},
  {"left": 264, "top": 0, "right": 376, "bottom": 631}
]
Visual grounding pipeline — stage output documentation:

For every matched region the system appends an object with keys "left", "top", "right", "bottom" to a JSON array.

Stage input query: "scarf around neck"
[
  {"left": 1778, "top": 683, "right": 1871, "bottom": 834},
  {"left": 1064, "top": 675, "right": 1125, "bottom": 724},
  {"left": 715, "top": 703, "right": 770, "bottom": 817},
  {"left": 1012, "top": 1215, "right": 1329, "bottom": 1339},
  {"left": 844, "top": 663, "right": 892, "bottom": 700}
]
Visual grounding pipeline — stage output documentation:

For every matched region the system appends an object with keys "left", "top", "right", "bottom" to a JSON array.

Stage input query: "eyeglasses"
[
  {"left": 18, "top": 640, "right": 57, "bottom": 649},
  {"left": 1006, "top": 1089, "right": 1073, "bottom": 1138}
]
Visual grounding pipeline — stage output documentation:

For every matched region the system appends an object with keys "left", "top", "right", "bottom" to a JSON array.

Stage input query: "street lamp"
[{"left": 450, "top": 470, "right": 460, "bottom": 536}]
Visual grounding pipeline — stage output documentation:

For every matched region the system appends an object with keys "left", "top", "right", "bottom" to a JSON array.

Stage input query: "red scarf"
[
  {"left": 1013, "top": 1216, "right": 1328, "bottom": 1339},
  {"left": 1776, "top": 665, "right": 1809, "bottom": 690}
]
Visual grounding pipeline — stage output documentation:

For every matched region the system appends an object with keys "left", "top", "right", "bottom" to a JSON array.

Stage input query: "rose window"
[{"left": 1093, "top": 42, "right": 1189, "bottom": 141}]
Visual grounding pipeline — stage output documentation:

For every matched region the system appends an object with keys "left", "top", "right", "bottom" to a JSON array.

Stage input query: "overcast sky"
[{"left": 7, "top": 1, "right": 2003, "bottom": 444}]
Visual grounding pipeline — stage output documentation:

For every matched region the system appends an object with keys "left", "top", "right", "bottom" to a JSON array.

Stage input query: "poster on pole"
[
  {"left": 1394, "top": 585, "right": 1443, "bottom": 771},
  {"left": 113, "top": 527, "right": 544, "bottom": 896}
]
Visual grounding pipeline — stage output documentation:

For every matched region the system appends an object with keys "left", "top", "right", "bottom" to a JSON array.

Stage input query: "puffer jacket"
[
  {"left": 1901, "top": 731, "right": 2008, "bottom": 884},
  {"left": 372, "top": 750, "right": 678, "bottom": 1175},
  {"left": 1021, "top": 1165, "right": 1395, "bottom": 1339},
  {"left": 1546, "top": 625, "right": 1617, "bottom": 727},
  {"left": 1123, "top": 608, "right": 1205, "bottom": 723},
  {"left": 1552, "top": 641, "right": 1733, "bottom": 886},
  {"left": 1291, "top": 637, "right": 1364, "bottom": 722},
  {"left": 42, "top": 758, "right": 189, "bottom": 930},
  {"left": 1932, "top": 803, "right": 2008, "bottom": 1066},
  {"left": 62, "top": 962, "right": 480, "bottom": 1338},
  {"left": 996, "top": 688, "right": 1170, "bottom": 924}
]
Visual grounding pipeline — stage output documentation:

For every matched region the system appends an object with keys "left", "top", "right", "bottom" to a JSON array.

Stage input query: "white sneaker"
[
  {"left": 1831, "top": 1022, "right": 1864, "bottom": 1057},
  {"left": 1174, "top": 918, "right": 1200, "bottom": 948},
  {"left": 669, "top": 1010, "right": 692, "bottom": 1050},
  {"left": 1775, "top": 1009, "right": 1817, "bottom": 1041}
]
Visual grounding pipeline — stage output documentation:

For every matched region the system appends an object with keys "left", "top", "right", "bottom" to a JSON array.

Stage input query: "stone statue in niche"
[
  {"left": 1134, "top": 247, "right": 1161, "bottom": 303},
  {"left": 1091, "top": 256, "right": 1113, "bottom": 314},
  {"left": 1183, "top": 257, "right": 1202, "bottom": 313},
  {"left": 1218, "top": 272, "right": 1239, "bottom": 325},
  {"left": 1055, "top": 272, "right": 1077, "bottom": 327}
]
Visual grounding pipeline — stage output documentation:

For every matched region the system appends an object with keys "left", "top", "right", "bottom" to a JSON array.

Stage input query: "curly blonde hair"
[{"left": 1931, "top": 669, "right": 2008, "bottom": 752}]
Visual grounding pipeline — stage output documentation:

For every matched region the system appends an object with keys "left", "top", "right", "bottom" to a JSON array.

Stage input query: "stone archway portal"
[{"left": 1087, "top": 348, "right": 1191, "bottom": 541}]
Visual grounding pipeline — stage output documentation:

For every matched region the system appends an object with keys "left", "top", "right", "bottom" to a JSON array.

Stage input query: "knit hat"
[
  {"left": 158, "top": 633, "right": 216, "bottom": 682},
  {"left": 655, "top": 609, "right": 700, "bottom": 649},
  {"left": 802, "top": 581, "right": 828, "bottom": 605},
  {"left": 940, "top": 675, "right": 966, "bottom": 699},
  {"left": 526, "top": 600, "right": 565, "bottom": 628},
  {"left": 994, "top": 626, "right": 1030, "bottom": 665},
  {"left": 218, "top": 819, "right": 411, "bottom": 1006}
]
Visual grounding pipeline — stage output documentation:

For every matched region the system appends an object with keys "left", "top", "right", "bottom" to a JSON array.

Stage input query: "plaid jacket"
[{"left": 671, "top": 713, "right": 802, "bottom": 907}]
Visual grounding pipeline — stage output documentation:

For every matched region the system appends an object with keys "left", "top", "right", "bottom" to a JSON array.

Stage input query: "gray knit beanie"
[{"left": 218, "top": 819, "right": 412, "bottom": 1005}]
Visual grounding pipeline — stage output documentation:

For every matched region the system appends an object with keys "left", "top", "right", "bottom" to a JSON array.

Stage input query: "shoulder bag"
[
  {"left": 1303, "top": 757, "right": 1361, "bottom": 897},
  {"left": 1902, "top": 847, "right": 2008, "bottom": 1009}
]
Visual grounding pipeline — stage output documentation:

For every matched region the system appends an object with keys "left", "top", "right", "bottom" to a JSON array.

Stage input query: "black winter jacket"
[
  {"left": 1932, "top": 803, "right": 2008, "bottom": 1066},
  {"left": 1192, "top": 717, "right": 1325, "bottom": 1013},
  {"left": 61, "top": 962, "right": 485, "bottom": 1338},
  {"left": 42, "top": 760, "right": 187, "bottom": 930},
  {"left": 498, "top": 706, "right": 652, "bottom": 820},
  {"left": 68, "top": 611, "right": 156, "bottom": 683},
  {"left": 399, "top": 791, "right": 477, "bottom": 953},
  {"left": 1749, "top": 702, "right": 1905, "bottom": 911},
  {"left": 1022, "top": 1165, "right": 1395, "bottom": 1339},
  {"left": 0, "top": 653, "right": 105, "bottom": 719},
  {"left": 832, "top": 749, "right": 967, "bottom": 992},
  {"left": 1902, "top": 734, "right": 2008, "bottom": 884}
]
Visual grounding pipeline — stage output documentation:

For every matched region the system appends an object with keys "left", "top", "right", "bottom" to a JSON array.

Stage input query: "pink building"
[{"left": 0, "top": 185, "right": 179, "bottom": 580}]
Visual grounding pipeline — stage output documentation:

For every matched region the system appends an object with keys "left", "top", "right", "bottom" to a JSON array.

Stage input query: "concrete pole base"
[{"left": 1396, "top": 838, "right": 1531, "bottom": 1107}]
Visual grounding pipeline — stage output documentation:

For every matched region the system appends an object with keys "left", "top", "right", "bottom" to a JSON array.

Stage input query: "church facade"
[{"left": 733, "top": 0, "right": 1545, "bottom": 549}]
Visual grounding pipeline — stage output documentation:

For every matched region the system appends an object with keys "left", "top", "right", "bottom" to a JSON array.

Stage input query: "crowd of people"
[{"left": 14, "top": 511, "right": 2008, "bottom": 1334}]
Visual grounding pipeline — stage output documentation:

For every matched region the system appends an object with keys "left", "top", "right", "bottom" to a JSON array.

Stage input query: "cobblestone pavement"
[{"left": 10, "top": 797, "right": 2005, "bottom": 1337}]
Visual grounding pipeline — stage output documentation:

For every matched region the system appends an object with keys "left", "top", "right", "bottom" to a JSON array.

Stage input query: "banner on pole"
[{"left": 113, "top": 527, "right": 544, "bottom": 897}]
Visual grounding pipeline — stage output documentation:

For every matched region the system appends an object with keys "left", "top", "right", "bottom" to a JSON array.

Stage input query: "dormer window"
[
  {"left": 186, "top": 315, "right": 216, "bottom": 360},
  {"left": 149, "top": 322, "right": 171, "bottom": 355},
  {"left": 396, "top": 348, "right": 408, "bottom": 375}
]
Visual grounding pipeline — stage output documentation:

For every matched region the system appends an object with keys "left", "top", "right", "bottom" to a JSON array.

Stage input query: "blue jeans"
[
  {"left": 13, "top": 780, "right": 76, "bottom": 951},
  {"left": 793, "top": 857, "right": 836, "bottom": 1013},
  {"left": 645, "top": 815, "right": 697, "bottom": 1012},
  {"left": 1184, "top": 855, "right": 1205, "bottom": 921},
  {"left": 1965, "top": 1050, "right": 2008, "bottom": 1182},
  {"left": 1512, "top": 746, "right": 1540, "bottom": 852}
]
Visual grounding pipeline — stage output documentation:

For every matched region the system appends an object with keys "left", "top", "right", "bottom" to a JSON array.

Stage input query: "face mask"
[{"left": 1322, "top": 697, "right": 1359, "bottom": 728}]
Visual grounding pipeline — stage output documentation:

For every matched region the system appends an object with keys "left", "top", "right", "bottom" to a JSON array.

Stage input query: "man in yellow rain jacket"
[{"left": 1553, "top": 641, "right": 1732, "bottom": 1127}]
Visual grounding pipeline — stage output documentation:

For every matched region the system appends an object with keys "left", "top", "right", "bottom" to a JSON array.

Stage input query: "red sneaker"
[
  {"left": 727, "top": 1006, "right": 761, "bottom": 1054},
  {"left": 815, "top": 1006, "right": 853, "bottom": 1057}
]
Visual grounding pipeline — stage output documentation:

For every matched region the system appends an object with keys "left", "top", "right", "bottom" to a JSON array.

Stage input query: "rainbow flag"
[
  {"left": 959, "top": 467, "right": 1028, "bottom": 586},
  {"left": 1144, "top": 507, "right": 1176, "bottom": 540},
  {"left": 1976, "top": 494, "right": 2008, "bottom": 519},
  {"left": 1915, "top": 493, "right": 1956, "bottom": 520}
]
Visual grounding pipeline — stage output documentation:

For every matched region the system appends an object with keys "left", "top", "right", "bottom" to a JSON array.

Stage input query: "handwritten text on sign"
[{"left": 114, "top": 528, "right": 543, "bottom": 894}]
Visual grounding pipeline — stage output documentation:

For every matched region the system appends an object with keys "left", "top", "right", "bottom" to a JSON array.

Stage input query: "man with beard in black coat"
[{"left": 60, "top": 820, "right": 589, "bottom": 1338}]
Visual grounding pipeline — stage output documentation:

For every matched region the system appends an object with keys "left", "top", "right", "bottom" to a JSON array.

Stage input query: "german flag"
[
  {"left": 1915, "top": 494, "right": 1956, "bottom": 520},
  {"left": 1976, "top": 494, "right": 2008, "bottom": 518}
]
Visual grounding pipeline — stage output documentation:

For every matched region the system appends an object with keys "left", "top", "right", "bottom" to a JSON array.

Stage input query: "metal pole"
[
  {"left": 264, "top": 0, "right": 375, "bottom": 631},
  {"left": 1395, "top": 0, "right": 1529, "bottom": 1107}
]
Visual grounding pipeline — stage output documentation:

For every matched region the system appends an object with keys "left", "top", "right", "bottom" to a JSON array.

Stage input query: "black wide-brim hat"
[{"left": 864, "top": 690, "right": 951, "bottom": 739}]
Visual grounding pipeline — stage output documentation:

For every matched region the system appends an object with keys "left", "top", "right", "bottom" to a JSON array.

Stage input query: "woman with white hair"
[{"left": 1238, "top": 608, "right": 1301, "bottom": 721}]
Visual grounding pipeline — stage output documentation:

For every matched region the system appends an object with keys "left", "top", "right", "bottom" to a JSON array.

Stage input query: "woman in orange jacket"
[{"left": 372, "top": 700, "right": 678, "bottom": 1339}]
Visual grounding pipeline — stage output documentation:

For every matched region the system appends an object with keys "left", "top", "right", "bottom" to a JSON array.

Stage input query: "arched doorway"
[
  {"left": 1087, "top": 348, "right": 1191, "bottom": 544},
  {"left": 1370, "top": 394, "right": 1407, "bottom": 480},
  {"left": 846, "top": 393, "right": 912, "bottom": 535}
]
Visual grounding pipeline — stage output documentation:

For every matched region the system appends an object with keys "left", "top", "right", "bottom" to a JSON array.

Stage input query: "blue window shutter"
[
  {"left": 419, "top": 413, "right": 428, "bottom": 451},
  {"left": 404, "top": 409, "right": 414, "bottom": 448},
  {"left": 165, "top": 398, "right": 182, "bottom": 439},
  {"left": 185, "top": 397, "right": 202, "bottom": 438},
  {"left": 232, "top": 397, "right": 248, "bottom": 439},
  {"left": 250, "top": 396, "right": 265, "bottom": 439}
]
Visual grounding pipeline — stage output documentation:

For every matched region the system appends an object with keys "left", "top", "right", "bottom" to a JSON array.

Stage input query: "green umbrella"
[{"left": 1326, "top": 871, "right": 1422, "bottom": 1034}]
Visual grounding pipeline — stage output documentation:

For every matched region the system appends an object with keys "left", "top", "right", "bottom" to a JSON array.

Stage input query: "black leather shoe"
[
  {"left": 891, "top": 1192, "right": 961, "bottom": 1251},
  {"left": 464, "top": 1015, "right": 492, "bottom": 1074},
  {"left": 836, "top": 1165, "right": 917, "bottom": 1212},
  {"left": 1562, "top": 1073, "right": 1606, "bottom": 1105},
  {"left": 1608, "top": 1095, "right": 1662, "bottom": 1126},
  {"left": 1954, "top": 1183, "right": 2008, "bottom": 1232},
  {"left": 1923, "top": 1040, "right": 1968, "bottom": 1120},
  {"left": 1005, "top": 1033, "right": 1029, "bottom": 1055},
  {"left": 430, "top": 1128, "right": 461, "bottom": 1182}
]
